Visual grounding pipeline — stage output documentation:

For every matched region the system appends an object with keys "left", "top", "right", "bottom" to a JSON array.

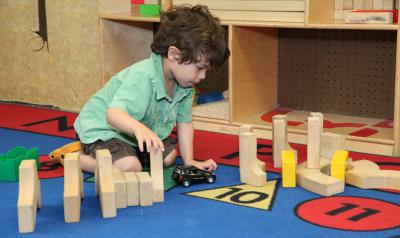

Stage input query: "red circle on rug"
[
  {"left": 38, "top": 155, "right": 64, "bottom": 179},
  {"left": 295, "top": 196, "right": 400, "bottom": 231}
]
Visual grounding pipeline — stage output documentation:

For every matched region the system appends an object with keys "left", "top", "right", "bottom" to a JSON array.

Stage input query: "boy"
[{"left": 74, "top": 5, "right": 230, "bottom": 173}]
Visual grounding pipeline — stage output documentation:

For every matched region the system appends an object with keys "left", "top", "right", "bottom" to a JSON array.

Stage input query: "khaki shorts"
[{"left": 80, "top": 137, "right": 177, "bottom": 167}]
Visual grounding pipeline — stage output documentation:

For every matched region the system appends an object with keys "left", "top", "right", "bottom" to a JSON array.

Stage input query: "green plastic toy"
[{"left": 0, "top": 146, "right": 40, "bottom": 181}]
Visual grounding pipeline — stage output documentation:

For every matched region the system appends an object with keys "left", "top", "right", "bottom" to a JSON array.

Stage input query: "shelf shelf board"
[
  {"left": 100, "top": 12, "right": 160, "bottom": 22},
  {"left": 307, "top": 20, "right": 399, "bottom": 30}
]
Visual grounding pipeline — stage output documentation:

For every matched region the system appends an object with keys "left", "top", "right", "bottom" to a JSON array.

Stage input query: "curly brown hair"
[{"left": 151, "top": 5, "right": 230, "bottom": 68}]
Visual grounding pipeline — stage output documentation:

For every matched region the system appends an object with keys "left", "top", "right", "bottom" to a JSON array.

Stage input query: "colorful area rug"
[{"left": 0, "top": 102, "right": 399, "bottom": 237}]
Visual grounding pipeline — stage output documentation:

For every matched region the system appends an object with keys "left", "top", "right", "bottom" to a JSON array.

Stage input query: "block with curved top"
[
  {"left": 346, "top": 160, "right": 400, "bottom": 190},
  {"left": 239, "top": 125, "right": 267, "bottom": 187}
]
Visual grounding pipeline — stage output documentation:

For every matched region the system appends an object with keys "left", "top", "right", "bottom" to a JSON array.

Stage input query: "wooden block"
[
  {"left": 150, "top": 149, "right": 164, "bottom": 203},
  {"left": 321, "top": 132, "right": 346, "bottom": 159},
  {"left": 307, "top": 115, "right": 322, "bottom": 169},
  {"left": 296, "top": 158, "right": 345, "bottom": 196},
  {"left": 335, "top": 0, "right": 344, "bottom": 9},
  {"left": 330, "top": 150, "right": 349, "bottom": 181},
  {"left": 343, "top": 0, "right": 353, "bottom": 9},
  {"left": 17, "top": 160, "right": 41, "bottom": 233},
  {"left": 63, "top": 153, "right": 84, "bottom": 223},
  {"left": 383, "top": 0, "right": 394, "bottom": 9},
  {"left": 346, "top": 160, "right": 400, "bottom": 190},
  {"left": 239, "top": 125, "right": 266, "bottom": 171},
  {"left": 273, "top": 115, "right": 289, "bottom": 168},
  {"left": 335, "top": 9, "right": 344, "bottom": 19},
  {"left": 145, "top": 0, "right": 158, "bottom": 4},
  {"left": 161, "top": 0, "right": 171, "bottom": 11},
  {"left": 113, "top": 168, "right": 127, "bottom": 209},
  {"left": 363, "top": 0, "right": 374, "bottom": 9},
  {"left": 239, "top": 125, "right": 267, "bottom": 187},
  {"left": 344, "top": 11, "right": 393, "bottom": 23},
  {"left": 136, "top": 172, "right": 153, "bottom": 206},
  {"left": 282, "top": 151, "right": 296, "bottom": 188},
  {"left": 95, "top": 149, "right": 116, "bottom": 218},
  {"left": 131, "top": 4, "right": 140, "bottom": 13},
  {"left": 354, "top": 0, "right": 364, "bottom": 9},
  {"left": 124, "top": 172, "right": 139, "bottom": 206},
  {"left": 373, "top": 0, "right": 383, "bottom": 9}
]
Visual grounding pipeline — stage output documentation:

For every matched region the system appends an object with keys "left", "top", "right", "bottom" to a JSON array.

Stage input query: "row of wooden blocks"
[
  {"left": 238, "top": 113, "right": 400, "bottom": 197},
  {"left": 17, "top": 148, "right": 164, "bottom": 233},
  {"left": 276, "top": 113, "right": 400, "bottom": 196}
]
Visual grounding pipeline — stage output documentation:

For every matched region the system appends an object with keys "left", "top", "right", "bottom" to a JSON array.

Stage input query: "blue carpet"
[{"left": 0, "top": 129, "right": 399, "bottom": 237}]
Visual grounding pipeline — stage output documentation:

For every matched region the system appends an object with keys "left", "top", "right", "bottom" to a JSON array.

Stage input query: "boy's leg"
[
  {"left": 163, "top": 149, "right": 177, "bottom": 167},
  {"left": 113, "top": 156, "right": 142, "bottom": 172},
  {"left": 79, "top": 153, "right": 97, "bottom": 173},
  {"left": 78, "top": 138, "right": 143, "bottom": 173}
]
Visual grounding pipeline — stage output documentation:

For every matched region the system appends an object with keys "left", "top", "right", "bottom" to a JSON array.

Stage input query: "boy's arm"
[
  {"left": 177, "top": 121, "right": 217, "bottom": 171},
  {"left": 107, "top": 107, "right": 165, "bottom": 152}
]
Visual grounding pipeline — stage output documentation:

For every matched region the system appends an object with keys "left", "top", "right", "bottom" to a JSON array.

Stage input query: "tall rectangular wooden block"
[
  {"left": 136, "top": 172, "right": 153, "bottom": 206},
  {"left": 124, "top": 172, "right": 139, "bottom": 206},
  {"left": 282, "top": 151, "right": 296, "bottom": 187},
  {"left": 331, "top": 150, "right": 349, "bottom": 181},
  {"left": 113, "top": 168, "right": 127, "bottom": 209}
]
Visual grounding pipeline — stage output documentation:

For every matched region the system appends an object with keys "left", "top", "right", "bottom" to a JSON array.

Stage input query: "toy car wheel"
[
  {"left": 207, "top": 177, "right": 214, "bottom": 184},
  {"left": 183, "top": 180, "right": 191, "bottom": 187}
]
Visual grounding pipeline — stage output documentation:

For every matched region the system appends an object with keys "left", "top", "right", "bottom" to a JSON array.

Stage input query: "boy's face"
[
  {"left": 167, "top": 47, "right": 210, "bottom": 88},
  {"left": 174, "top": 59, "right": 210, "bottom": 88}
]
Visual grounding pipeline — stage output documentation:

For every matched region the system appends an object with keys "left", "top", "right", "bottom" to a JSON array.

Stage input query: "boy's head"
[{"left": 151, "top": 5, "right": 230, "bottom": 69}]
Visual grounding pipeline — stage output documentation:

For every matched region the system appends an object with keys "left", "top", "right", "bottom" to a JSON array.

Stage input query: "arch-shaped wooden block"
[
  {"left": 346, "top": 160, "right": 400, "bottom": 190},
  {"left": 296, "top": 158, "right": 344, "bottom": 196}
]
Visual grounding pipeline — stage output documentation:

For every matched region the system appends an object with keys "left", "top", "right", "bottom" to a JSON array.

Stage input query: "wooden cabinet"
[{"left": 98, "top": 0, "right": 400, "bottom": 156}]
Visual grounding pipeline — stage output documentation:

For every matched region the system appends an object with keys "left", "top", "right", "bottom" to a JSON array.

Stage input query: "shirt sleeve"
[
  {"left": 108, "top": 70, "right": 152, "bottom": 121},
  {"left": 176, "top": 89, "right": 194, "bottom": 123}
]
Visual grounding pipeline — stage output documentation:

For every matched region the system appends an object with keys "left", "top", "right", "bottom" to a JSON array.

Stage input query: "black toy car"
[{"left": 171, "top": 165, "right": 216, "bottom": 187}]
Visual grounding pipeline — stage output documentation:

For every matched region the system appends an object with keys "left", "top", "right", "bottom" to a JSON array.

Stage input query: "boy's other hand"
[{"left": 133, "top": 123, "right": 165, "bottom": 153}]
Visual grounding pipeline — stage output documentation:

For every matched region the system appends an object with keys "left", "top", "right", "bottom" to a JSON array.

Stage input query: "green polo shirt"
[{"left": 74, "top": 53, "right": 194, "bottom": 146}]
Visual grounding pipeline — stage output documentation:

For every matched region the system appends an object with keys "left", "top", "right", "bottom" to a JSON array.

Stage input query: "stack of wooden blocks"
[
  {"left": 334, "top": 0, "right": 396, "bottom": 23},
  {"left": 172, "top": 0, "right": 305, "bottom": 23},
  {"left": 132, "top": 0, "right": 172, "bottom": 15}
]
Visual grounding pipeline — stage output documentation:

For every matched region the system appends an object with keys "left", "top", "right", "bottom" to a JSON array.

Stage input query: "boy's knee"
[{"left": 114, "top": 156, "right": 142, "bottom": 172}]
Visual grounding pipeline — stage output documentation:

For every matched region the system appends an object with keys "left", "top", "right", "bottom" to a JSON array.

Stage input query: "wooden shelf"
[
  {"left": 100, "top": 12, "right": 160, "bottom": 22},
  {"left": 98, "top": 0, "right": 400, "bottom": 156}
]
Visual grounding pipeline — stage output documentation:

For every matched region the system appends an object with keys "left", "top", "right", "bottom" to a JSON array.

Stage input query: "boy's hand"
[
  {"left": 133, "top": 123, "right": 165, "bottom": 153},
  {"left": 191, "top": 159, "right": 217, "bottom": 171}
]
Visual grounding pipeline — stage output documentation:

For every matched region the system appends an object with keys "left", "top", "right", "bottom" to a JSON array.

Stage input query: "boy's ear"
[{"left": 167, "top": 46, "right": 181, "bottom": 62}]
